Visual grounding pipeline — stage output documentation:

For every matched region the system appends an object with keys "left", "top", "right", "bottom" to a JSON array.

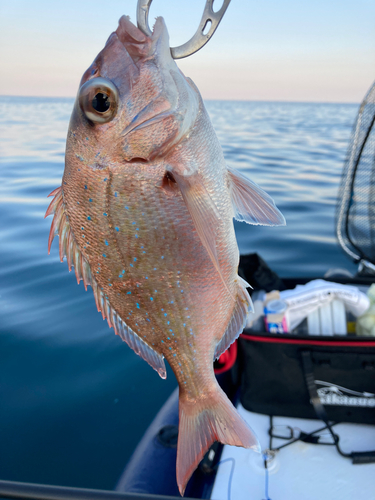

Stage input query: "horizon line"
[{"left": 0, "top": 94, "right": 360, "bottom": 106}]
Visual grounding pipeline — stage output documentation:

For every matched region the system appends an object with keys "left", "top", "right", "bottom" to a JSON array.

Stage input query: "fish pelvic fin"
[
  {"left": 45, "top": 187, "right": 166, "bottom": 379},
  {"left": 214, "top": 275, "right": 253, "bottom": 361},
  {"left": 228, "top": 166, "right": 285, "bottom": 226},
  {"left": 177, "top": 383, "right": 260, "bottom": 496}
]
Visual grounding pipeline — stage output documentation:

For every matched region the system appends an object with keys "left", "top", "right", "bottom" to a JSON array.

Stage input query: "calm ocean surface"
[{"left": 0, "top": 96, "right": 359, "bottom": 489}]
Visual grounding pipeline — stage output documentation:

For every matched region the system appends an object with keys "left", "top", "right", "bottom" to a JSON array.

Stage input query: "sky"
[{"left": 0, "top": 0, "right": 374, "bottom": 102}]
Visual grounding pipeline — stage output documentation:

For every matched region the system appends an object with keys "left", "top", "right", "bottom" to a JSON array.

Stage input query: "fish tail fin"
[{"left": 177, "top": 383, "right": 260, "bottom": 496}]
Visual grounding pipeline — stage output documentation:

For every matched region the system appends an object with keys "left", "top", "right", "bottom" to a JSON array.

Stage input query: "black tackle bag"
[{"left": 239, "top": 331, "right": 375, "bottom": 425}]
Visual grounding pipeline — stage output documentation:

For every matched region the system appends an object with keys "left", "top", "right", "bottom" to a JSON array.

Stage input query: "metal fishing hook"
[{"left": 137, "top": 0, "right": 232, "bottom": 59}]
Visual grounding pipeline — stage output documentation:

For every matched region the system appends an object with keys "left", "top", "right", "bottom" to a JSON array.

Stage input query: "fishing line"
[
  {"left": 215, "top": 457, "right": 235, "bottom": 500},
  {"left": 262, "top": 452, "right": 272, "bottom": 500}
]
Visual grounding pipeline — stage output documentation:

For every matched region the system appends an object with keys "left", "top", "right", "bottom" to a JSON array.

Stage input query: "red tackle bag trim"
[{"left": 239, "top": 331, "right": 375, "bottom": 424}]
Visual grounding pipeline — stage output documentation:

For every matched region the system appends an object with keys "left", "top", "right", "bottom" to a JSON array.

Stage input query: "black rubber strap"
[{"left": 301, "top": 350, "right": 329, "bottom": 423}]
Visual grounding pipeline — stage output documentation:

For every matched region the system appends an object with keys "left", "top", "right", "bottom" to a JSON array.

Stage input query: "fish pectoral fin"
[
  {"left": 172, "top": 171, "right": 233, "bottom": 297},
  {"left": 228, "top": 166, "right": 286, "bottom": 226},
  {"left": 214, "top": 275, "right": 253, "bottom": 361}
]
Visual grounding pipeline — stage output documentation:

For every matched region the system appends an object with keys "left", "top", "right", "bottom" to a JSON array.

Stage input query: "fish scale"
[{"left": 46, "top": 15, "right": 285, "bottom": 496}]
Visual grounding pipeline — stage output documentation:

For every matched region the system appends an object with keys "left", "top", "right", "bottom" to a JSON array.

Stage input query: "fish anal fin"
[
  {"left": 214, "top": 276, "right": 253, "bottom": 361},
  {"left": 45, "top": 187, "right": 166, "bottom": 379},
  {"left": 99, "top": 291, "right": 167, "bottom": 379},
  {"left": 228, "top": 166, "right": 285, "bottom": 226},
  {"left": 177, "top": 382, "right": 260, "bottom": 496}
]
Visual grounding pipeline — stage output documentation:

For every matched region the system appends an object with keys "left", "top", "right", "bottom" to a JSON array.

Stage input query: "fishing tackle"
[{"left": 137, "top": 0, "right": 231, "bottom": 59}]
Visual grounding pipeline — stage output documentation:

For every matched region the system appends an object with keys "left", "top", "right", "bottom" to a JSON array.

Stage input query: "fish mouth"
[{"left": 115, "top": 15, "right": 171, "bottom": 65}]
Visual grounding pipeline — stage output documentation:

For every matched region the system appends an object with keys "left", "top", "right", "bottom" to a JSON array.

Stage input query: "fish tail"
[{"left": 177, "top": 383, "right": 260, "bottom": 496}]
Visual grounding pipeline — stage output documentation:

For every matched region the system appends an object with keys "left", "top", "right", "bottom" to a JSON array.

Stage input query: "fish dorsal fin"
[
  {"left": 228, "top": 166, "right": 286, "bottom": 226},
  {"left": 45, "top": 187, "right": 167, "bottom": 379},
  {"left": 214, "top": 276, "right": 253, "bottom": 360},
  {"left": 171, "top": 170, "right": 234, "bottom": 299}
]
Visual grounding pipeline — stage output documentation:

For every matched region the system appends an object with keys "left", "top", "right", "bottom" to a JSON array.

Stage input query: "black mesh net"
[{"left": 336, "top": 82, "right": 375, "bottom": 268}]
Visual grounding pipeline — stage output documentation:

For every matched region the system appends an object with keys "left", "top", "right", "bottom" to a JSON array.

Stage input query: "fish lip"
[{"left": 114, "top": 15, "right": 172, "bottom": 65}]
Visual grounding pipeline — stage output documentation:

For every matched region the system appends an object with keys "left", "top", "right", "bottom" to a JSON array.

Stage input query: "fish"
[{"left": 45, "top": 15, "right": 285, "bottom": 496}]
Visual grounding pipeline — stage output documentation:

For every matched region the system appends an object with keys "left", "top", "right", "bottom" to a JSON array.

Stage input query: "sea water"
[{"left": 0, "top": 96, "right": 358, "bottom": 489}]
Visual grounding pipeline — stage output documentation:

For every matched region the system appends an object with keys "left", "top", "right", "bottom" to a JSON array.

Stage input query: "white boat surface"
[{"left": 211, "top": 404, "right": 375, "bottom": 500}]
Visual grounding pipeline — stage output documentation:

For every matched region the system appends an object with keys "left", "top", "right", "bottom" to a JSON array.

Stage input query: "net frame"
[{"left": 336, "top": 81, "right": 375, "bottom": 274}]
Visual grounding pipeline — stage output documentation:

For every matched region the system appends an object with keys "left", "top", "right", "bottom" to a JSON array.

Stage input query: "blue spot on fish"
[
  {"left": 103, "top": 212, "right": 108, "bottom": 216},
  {"left": 136, "top": 303, "right": 140, "bottom": 309},
  {"left": 103, "top": 254, "right": 106, "bottom": 258},
  {"left": 134, "top": 258, "right": 137, "bottom": 262},
  {"left": 127, "top": 291, "right": 131, "bottom": 295},
  {"left": 135, "top": 234, "right": 138, "bottom": 238},
  {"left": 87, "top": 216, "right": 91, "bottom": 221},
  {"left": 164, "top": 313, "right": 167, "bottom": 317},
  {"left": 161, "top": 256, "right": 164, "bottom": 259},
  {"left": 105, "top": 240, "right": 109, "bottom": 245},
  {"left": 114, "top": 192, "right": 118, "bottom": 197},
  {"left": 115, "top": 227, "right": 119, "bottom": 231},
  {"left": 104, "top": 178, "right": 107, "bottom": 181},
  {"left": 89, "top": 198, "right": 92, "bottom": 202},
  {"left": 132, "top": 222, "right": 136, "bottom": 225},
  {"left": 125, "top": 206, "right": 129, "bottom": 210},
  {"left": 150, "top": 297, "right": 153, "bottom": 301},
  {"left": 84, "top": 185, "right": 87, "bottom": 189}
]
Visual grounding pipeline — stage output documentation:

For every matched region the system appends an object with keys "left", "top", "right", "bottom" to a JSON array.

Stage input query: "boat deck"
[{"left": 211, "top": 404, "right": 375, "bottom": 500}]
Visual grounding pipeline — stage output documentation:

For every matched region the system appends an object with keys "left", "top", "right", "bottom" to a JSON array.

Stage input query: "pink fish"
[{"left": 46, "top": 16, "right": 285, "bottom": 495}]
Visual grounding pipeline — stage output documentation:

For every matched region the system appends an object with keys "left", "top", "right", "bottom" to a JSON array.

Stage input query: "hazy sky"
[{"left": 1, "top": 0, "right": 374, "bottom": 102}]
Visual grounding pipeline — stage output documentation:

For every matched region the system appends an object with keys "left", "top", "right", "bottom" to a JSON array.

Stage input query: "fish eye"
[{"left": 78, "top": 77, "right": 119, "bottom": 124}]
